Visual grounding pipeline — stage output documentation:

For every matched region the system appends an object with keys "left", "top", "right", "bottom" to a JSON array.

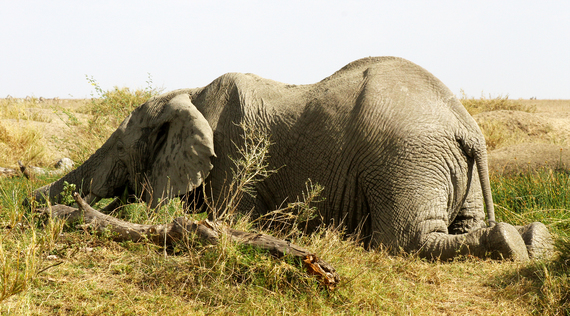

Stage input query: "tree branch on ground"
[{"left": 39, "top": 193, "right": 340, "bottom": 289}]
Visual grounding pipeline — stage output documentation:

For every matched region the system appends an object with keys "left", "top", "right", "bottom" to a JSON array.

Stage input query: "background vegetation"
[{"left": 0, "top": 87, "right": 568, "bottom": 314}]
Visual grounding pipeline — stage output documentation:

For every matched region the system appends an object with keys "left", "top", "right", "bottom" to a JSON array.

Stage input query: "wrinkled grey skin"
[{"left": 32, "top": 57, "right": 552, "bottom": 260}]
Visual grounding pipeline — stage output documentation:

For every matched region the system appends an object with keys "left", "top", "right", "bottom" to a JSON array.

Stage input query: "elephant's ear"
[{"left": 148, "top": 93, "right": 215, "bottom": 207}]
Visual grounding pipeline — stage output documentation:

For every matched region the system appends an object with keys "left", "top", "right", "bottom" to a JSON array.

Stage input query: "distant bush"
[
  {"left": 84, "top": 74, "right": 163, "bottom": 127},
  {"left": 67, "top": 75, "right": 163, "bottom": 162},
  {"left": 460, "top": 90, "right": 536, "bottom": 115}
]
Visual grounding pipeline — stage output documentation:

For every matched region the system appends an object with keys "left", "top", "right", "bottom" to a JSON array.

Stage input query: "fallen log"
[
  {"left": 19, "top": 158, "right": 75, "bottom": 179},
  {"left": 0, "top": 166, "right": 19, "bottom": 177},
  {"left": 0, "top": 158, "right": 75, "bottom": 179},
  {"left": 41, "top": 192, "right": 340, "bottom": 289}
]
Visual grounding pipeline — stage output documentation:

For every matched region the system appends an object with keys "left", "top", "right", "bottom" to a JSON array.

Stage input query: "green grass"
[
  {"left": 492, "top": 169, "right": 570, "bottom": 236},
  {"left": 491, "top": 169, "right": 570, "bottom": 314},
  {"left": 1, "top": 159, "right": 568, "bottom": 314}
]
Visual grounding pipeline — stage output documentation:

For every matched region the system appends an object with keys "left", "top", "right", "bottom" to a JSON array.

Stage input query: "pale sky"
[{"left": 1, "top": 1, "right": 569, "bottom": 99}]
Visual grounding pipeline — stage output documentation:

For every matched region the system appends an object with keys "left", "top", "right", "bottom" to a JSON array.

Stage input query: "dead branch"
[
  {"left": 0, "top": 167, "right": 19, "bottom": 178},
  {"left": 41, "top": 193, "right": 339, "bottom": 289},
  {"left": 17, "top": 158, "right": 75, "bottom": 179}
]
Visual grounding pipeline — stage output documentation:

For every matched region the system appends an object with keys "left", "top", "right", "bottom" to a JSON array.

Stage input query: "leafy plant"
[
  {"left": 208, "top": 122, "right": 277, "bottom": 223},
  {"left": 59, "top": 181, "right": 76, "bottom": 206},
  {"left": 84, "top": 74, "right": 162, "bottom": 127}
]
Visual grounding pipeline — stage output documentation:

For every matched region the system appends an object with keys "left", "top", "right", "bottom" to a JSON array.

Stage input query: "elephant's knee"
[{"left": 448, "top": 214, "right": 486, "bottom": 235}]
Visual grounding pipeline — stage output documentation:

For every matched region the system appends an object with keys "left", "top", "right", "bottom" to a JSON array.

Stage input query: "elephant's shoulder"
[
  {"left": 209, "top": 73, "right": 287, "bottom": 91},
  {"left": 322, "top": 56, "right": 421, "bottom": 81}
]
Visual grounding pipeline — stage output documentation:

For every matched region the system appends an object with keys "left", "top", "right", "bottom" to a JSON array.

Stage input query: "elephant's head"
[{"left": 32, "top": 93, "right": 215, "bottom": 208}]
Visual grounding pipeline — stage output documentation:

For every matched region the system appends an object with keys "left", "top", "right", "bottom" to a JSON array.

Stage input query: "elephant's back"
[{"left": 293, "top": 58, "right": 480, "bottom": 234}]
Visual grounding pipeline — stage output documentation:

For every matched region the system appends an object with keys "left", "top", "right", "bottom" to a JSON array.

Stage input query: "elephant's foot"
[
  {"left": 419, "top": 222, "right": 529, "bottom": 261},
  {"left": 516, "top": 222, "right": 554, "bottom": 259},
  {"left": 482, "top": 222, "right": 529, "bottom": 261}
]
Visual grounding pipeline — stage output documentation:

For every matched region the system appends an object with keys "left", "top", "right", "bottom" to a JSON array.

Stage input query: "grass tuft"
[
  {"left": 490, "top": 168, "right": 570, "bottom": 315},
  {"left": 0, "top": 123, "right": 47, "bottom": 168},
  {"left": 0, "top": 98, "right": 52, "bottom": 123},
  {"left": 491, "top": 168, "right": 570, "bottom": 237}
]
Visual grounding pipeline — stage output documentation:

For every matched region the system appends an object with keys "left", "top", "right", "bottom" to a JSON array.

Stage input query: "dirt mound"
[
  {"left": 488, "top": 143, "right": 570, "bottom": 173},
  {"left": 474, "top": 110, "right": 554, "bottom": 141},
  {"left": 0, "top": 100, "right": 89, "bottom": 167},
  {"left": 474, "top": 100, "right": 570, "bottom": 174}
]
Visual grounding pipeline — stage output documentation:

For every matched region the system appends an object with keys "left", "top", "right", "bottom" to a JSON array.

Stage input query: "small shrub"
[{"left": 84, "top": 74, "right": 162, "bottom": 127}]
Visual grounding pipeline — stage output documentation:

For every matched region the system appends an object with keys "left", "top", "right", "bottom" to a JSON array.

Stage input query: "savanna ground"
[{"left": 1, "top": 82, "right": 569, "bottom": 315}]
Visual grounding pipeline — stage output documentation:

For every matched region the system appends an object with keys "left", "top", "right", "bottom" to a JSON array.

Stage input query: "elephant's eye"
[{"left": 117, "top": 143, "right": 125, "bottom": 153}]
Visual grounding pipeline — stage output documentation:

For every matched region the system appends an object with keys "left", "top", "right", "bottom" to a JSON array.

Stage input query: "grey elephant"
[{"left": 31, "top": 57, "right": 552, "bottom": 260}]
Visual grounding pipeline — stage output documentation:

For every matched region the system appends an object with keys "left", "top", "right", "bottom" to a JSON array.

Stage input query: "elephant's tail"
[
  {"left": 459, "top": 135, "right": 496, "bottom": 226},
  {"left": 475, "top": 148, "right": 496, "bottom": 226}
]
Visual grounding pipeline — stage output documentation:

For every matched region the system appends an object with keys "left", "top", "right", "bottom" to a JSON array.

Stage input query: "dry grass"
[
  {"left": 0, "top": 220, "right": 549, "bottom": 315},
  {"left": 475, "top": 118, "right": 558, "bottom": 151},
  {"left": 0, "top": 98, "right": 53, "bottom": 123},
  {"left": 1, "top": 87, "right": 569, "bottom": 314},
  {"left": 0, "top": 98, "right": 56, "bottom": 168},
  {"left": 0, "top": 78, "right": 160, "bottom": 168},
  {"left": 0, "top": 122, "right": 47, "bottom": 168},
  {"left": 460, "top": 92, "right": 562, "bottom": 151},
  {"left": 460, "top": 90, "right": 536, "bottom": 116},
  {"left": 477, "top": 119, "right": 526, "bottom": 151}
]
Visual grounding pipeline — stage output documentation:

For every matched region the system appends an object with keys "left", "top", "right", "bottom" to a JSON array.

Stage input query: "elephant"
[{"left": 31, "top": 56, "right": 552, "bottom": 260}]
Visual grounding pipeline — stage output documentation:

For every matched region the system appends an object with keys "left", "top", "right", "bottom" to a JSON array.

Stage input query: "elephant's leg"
[
  {"left": 181, "top": 186, "right": 205, "bottom": 213},
  {"left": 369, "top": 188, "right": 528, "bottom": 260},
  {"left": 419, "top": 222, "right": 530, "bottom": 261},
  {"left": 447, "top": 167, "right": 552, "bottom": 259},
  {"left": 389, "top": 185, "right": 528, "bottom": 260},
  {"left": 448, "top": 172, "right": 487, "bottom": 235},
  {"left": 415, "top": 186, "right": 528, "bottom": 260},
  {"left": 515, "top": 222, "right": 554, "bottom": 259}
]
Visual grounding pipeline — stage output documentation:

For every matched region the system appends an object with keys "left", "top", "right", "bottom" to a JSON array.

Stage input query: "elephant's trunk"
[{"left": 30, "top": 152, "right": 103, "bottom": 206}]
